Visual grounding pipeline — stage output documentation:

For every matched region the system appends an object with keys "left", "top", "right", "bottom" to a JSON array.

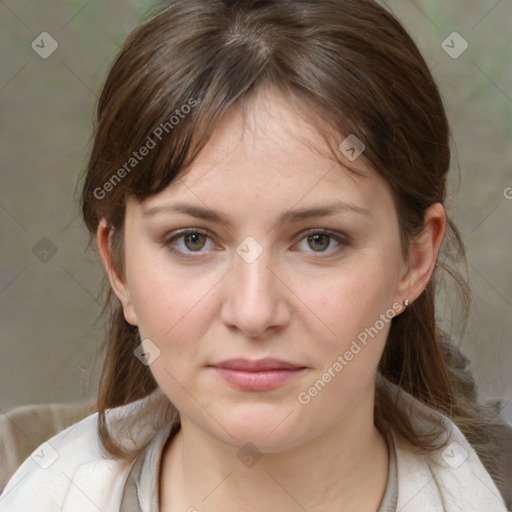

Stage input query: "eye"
[
  {"left": 294, "top": 229, "right": 349, "bottom": 255},
  {"left": 163, "top": 228, "right": 216, "bottom": 258},
  {"left": 161, "top": 228, "right": 349, "bottom": 260}
]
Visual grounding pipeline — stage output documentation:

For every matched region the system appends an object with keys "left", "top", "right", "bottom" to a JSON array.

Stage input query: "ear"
[
  {"left": 395, "top": 202, "right": 446, "bottom": 305},
  {"left": 97, "top": 218, "right": 139, "bottom": 326}
]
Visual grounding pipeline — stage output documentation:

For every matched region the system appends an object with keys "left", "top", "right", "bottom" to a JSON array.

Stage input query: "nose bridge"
[
  {"left": 222, "top": 236, "right": 288, "bottom": 336},
  {"left": 234, "top": 238, "right": 276, "bottom": 304}
]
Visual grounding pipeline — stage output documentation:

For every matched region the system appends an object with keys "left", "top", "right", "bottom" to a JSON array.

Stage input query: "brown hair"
[{"left": 79, "top": 0, "right": 508, "bottom": 497}]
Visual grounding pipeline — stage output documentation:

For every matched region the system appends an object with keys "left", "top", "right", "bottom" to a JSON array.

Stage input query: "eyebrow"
[{"left": 142, "top": 201, "right": 371, "bottom": 226}]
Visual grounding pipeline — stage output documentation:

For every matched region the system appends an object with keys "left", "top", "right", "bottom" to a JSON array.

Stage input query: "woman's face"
[{"left": 104, "top": 88, "right": 414, "bottom": 452}]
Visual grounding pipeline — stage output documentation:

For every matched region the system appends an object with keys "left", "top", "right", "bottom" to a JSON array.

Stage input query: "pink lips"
[{"left": 208, "top": 358, "right": 307, "bottom": 391}]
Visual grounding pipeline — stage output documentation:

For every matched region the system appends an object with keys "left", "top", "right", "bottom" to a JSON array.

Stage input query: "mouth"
[{"left": 207, "top": 358, "right": 307, "bottom": 391}]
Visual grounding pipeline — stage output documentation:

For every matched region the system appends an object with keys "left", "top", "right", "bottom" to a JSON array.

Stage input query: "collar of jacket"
[{"left": 0, "top": 378, "right": 508, "bottom": 512}]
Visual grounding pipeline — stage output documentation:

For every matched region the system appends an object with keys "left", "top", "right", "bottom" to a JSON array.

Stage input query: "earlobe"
[
  {"left": 396, "top": 203, "right": 446, "bottom": 305},
  {"left": 96, "top": 219, "right": 138, "bottom": 326}
]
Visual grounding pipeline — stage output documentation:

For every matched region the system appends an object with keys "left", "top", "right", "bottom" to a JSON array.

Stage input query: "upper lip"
[{"left": 209, "top": 358, "right": 305, "bottom": 371}]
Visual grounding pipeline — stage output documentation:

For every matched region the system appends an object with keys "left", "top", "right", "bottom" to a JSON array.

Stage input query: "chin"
[{"left": 207, "top": 407, "right": 308, "bottom": 452}]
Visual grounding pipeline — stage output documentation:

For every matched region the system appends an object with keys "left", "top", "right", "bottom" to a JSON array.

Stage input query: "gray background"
[{"left": 1, "top": 1, "right": 511, "bottom": 419}]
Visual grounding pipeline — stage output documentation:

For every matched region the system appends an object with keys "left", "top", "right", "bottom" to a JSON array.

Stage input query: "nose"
[{"left": 220, "top": 244, "right": 291, "bottom": 338}]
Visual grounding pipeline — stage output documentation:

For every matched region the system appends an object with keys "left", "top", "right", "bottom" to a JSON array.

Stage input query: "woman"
[{"left": 1, "top": 0, "right": 510, "bottom": 510}]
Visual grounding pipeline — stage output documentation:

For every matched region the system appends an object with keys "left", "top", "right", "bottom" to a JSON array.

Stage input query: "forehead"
[
  {"left": 130, "top": 87, "right": 394, "bottom": 218},
  {"left": 184, "top": 88, "right": 364, "bottom": 178}
]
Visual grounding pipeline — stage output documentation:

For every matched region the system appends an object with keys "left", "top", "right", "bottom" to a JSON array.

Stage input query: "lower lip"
[{"left": 210, "top": 367, "right": 306, "bottom": 391}]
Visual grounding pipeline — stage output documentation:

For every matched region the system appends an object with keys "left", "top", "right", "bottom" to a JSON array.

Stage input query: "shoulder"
[
  {"left": 0, "top": 389, "right": 173, "bottom": 512},
  {"left": 383, "top": 378, "right": 510, "bottom": 511},
  {"left": 0, "top": 410, "right": 109, "bottom": 511}
]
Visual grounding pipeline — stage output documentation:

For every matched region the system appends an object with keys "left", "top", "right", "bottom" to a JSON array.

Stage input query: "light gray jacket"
[{"left": 0, "top": 379, "right": 509, "bottom": 511}]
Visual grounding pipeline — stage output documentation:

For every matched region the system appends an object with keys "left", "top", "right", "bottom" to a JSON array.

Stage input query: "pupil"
[
  {"left": 186, "top": 233, "right": 204, "bottom": 250},
  {"left": 310, "top": 234, "right": 328, "bottom": 251}
]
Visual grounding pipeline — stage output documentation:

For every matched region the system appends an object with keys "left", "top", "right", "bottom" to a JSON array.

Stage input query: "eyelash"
[{"left": 161, "top": 228, "right": 350, "bottom": 260}]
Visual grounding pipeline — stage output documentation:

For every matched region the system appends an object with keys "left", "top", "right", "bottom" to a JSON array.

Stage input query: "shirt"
[
  {"left": 120, "top": 422, "right": 399, "bottom": 511},
  {"left": 2, "top": 377, "right": 508, "bottom": 511}
]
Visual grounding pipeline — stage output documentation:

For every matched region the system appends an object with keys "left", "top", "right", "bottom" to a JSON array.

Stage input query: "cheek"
[
  {"left": 297, "top": 257, "right": 398, "bottom": 344},
  {"left": 127, "top": 261, "right": 218, "bottom": 401},
  {"left": 293, "top": 264, "right": 397, "bottom": 416},
  {"left": 124, "top": 242, "right": 201, "bottom": 334}
]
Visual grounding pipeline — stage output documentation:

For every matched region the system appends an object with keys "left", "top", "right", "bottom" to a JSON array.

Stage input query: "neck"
[{"left": 160, "top": 384, "right": 389, "bottom": 512}]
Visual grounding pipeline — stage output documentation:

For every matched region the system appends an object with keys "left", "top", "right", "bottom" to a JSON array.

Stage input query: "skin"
[{"left": 98, "top": 87, "right": 446, "bottom": 512}]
